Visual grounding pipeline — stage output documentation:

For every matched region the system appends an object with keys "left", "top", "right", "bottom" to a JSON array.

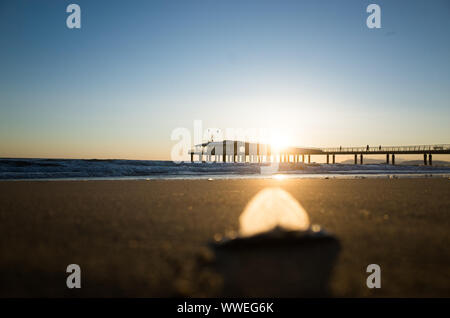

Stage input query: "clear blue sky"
[{"left": 0, "top": 0, "right": 449, "bottom": 159}]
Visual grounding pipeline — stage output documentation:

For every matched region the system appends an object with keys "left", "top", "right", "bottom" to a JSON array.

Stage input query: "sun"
[{"left": 270, "top": 132, "right": 293, "bottom": 152}]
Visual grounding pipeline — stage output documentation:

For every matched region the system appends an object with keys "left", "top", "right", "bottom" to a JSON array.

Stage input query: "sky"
[{"left": 0, "top": 0, "right": 449, "bottom": 160}]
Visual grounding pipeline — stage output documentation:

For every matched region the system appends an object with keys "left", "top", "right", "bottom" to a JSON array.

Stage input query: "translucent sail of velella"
[{"left": 239, "top": 187, "right": 310, "bottom": 237}]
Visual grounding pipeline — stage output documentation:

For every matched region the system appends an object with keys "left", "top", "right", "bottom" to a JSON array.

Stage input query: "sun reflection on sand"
[{"left": 239, "top": 187, "right": 310, "bottom": 237}]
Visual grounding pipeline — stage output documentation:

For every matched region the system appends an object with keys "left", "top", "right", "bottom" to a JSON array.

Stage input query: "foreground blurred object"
[
  {"left": 238, "top": 187, "right": 310, "bottom": 237},
  {"left": 207, "top": 188, "right": 340, "bottom": 297}
]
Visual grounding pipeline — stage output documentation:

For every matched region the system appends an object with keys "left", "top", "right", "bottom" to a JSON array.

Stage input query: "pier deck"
[{"left": 189, "top": 141, "right": 450, "bottom": 165}]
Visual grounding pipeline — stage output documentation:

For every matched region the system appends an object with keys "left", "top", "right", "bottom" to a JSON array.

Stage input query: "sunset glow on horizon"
[{"left": 0, "top": 0, "right": 449, "bottom": 160}]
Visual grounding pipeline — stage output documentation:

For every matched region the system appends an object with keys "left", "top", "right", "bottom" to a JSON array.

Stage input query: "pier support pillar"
[
  {"left": 424, "top": 154, "right": 427, "bottom": 165},
  {"left": 308, "top": 155, "right": 311, "bottom": 164},
  {"left": 429, "top": 154, "right": 432, "bottom": 166},
  {"left": 332, "top": 154, "right": 335, "bottom": 164},
  {"left": 302, "top": 155, "right": 305, "bottom": 163},
  {"left": 190, "top": 153, "right": 194, "bottom": 163},
  {"left": 326, "top": 154, "right": 329, "bottom": 164},
  {"left": 222, "top": 142, "right": 227, "bottom": 163},
  {"left": 386, "top": 154, "right": 389, "bottom": 164},
  {"left": 360, "top": 154, "right": 363, "bottom": 165},
  {"left": 392, "top": 154, "right": 395, "bottom": 165},
  {"left": 354, "top": 154, "right": 357, "bottom": 164}
]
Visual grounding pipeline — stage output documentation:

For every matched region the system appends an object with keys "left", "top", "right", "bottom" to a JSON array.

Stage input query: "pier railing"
[{"left": 320, "top": 144, "right": 450, "bottom": 154}]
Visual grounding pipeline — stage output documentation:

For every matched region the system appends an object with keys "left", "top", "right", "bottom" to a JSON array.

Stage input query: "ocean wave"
[{"left": 0, "top": 159, "right": 449, "bottom": 180}]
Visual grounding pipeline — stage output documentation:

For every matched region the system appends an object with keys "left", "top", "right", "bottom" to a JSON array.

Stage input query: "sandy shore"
[{"left": 1, "top": 178, "right": 449, "bottom": 297}]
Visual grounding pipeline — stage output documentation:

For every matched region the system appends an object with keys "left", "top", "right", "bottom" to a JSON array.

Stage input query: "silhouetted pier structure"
[{"left": 189, "top": 141, "right": 450, "bottom": 166}]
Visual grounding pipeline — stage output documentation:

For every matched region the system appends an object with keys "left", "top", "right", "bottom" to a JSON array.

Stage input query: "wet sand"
[{"left": 0, "top": 178, "right": 449, "bottom": 297}]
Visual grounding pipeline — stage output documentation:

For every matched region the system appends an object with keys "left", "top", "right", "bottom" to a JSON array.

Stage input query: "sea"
[{"left": 1, "top": 158, "right": 449, "bottom": 180}]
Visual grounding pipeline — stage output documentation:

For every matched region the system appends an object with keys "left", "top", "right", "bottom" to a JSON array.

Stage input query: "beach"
[{"left": 1, "top": 178, "right": 449, "bottom": 297}]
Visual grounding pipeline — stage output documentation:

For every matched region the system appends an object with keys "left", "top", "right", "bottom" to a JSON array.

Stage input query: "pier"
[{"left": 189, "top": 141, "right": 450, "bottom": 165}]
